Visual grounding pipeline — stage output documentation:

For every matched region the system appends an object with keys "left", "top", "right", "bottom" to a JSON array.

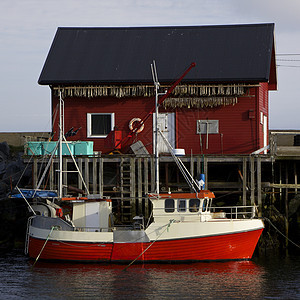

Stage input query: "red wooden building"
[{"left": 38, "top": 24, "right": 277, "bottom": 155}]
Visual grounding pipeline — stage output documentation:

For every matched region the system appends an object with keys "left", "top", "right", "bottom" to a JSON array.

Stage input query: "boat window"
[
  {"left": 189, "top": 199, "right": 200, "bottom": 212},
  {"left": 165, "top": 199, "right": 175, "bottom": 213},
  {"left": 178, "top": 199, "right": 186, "bottom": 212},
  {"left": 202, "top": 198, "right": 208, "bottom": 212}
]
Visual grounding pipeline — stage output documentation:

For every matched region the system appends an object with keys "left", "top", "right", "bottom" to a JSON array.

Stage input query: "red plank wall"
[
  {"left": 52, "top": 83, "right": 268, "bottom": 155},
  {"left": 175, "top": 88, "right": 258, "bottom": 155}
]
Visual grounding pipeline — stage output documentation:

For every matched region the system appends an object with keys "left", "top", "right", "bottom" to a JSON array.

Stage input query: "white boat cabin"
[{"left": 149, "top": 191, "right": 218, "bottom": 223}]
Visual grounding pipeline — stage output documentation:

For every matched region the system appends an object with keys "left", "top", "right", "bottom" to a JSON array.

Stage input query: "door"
[
  {"left": 85, "top": 202, "right": 100, "bottom": 231},
  {"left": 153, "top": 113, "right": 175, "bottom": 154}
]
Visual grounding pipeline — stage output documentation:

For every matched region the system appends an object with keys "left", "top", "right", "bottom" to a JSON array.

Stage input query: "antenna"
[{"left": 151, "top": 60, "right": 159, "bottom": 87}]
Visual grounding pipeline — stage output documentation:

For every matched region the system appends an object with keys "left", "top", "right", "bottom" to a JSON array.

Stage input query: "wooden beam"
[
  {"left": 268, "top": 183, "right": 300, "bottom": 189},
  {"left": 78, "top": 158, "right": 83, "bottom": 196},
  {"left": 92, "top": 156, "right": 97, "bottom": 194},
  {"left": 98, "top": 157, "right": 103, "bottom": 197},
  {"left": 294, "top": 162, "right": 298, "bottom": 194},
  {"left": 137, "top": 158, "right": 142, "bottom": 215},
  {"left": 130, "top": 157, "right": 136, "bottom": 217},
  {"left": 150, "top": 156, "right": 155, "bottom": 193},
  {"left": 250, "top": 156, "right": 255, "bottom": 205},
  {"left": 285, "top": 162, "right": 289, "bottom": 250},
  {"left": 84, "top": 157, "right": 89, "bottom": 194},
  {"left": 33, "top": 157, "right": 38, "bottom": 189},
  {"left": 144, "top": 158, "right": 149, "bottom": 217},
  {"left": 243, "top": 157, "right": 247, "bottom": 205},
  {"left": 49, "top": 160, "right": 54, "bottom": 191},
  {"left": 204, "top": 156, "right": 208, "bottom": 189},
  {"left": 257, "top": 156, "right": 262, "bottom": 209}
]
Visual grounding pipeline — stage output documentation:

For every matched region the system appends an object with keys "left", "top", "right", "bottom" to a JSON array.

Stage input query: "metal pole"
[
  {"left": 151, "top": 60, "right": 160, "bottom": 194},
  {"left": 155, "top": 82, "right": 159, "bottom": 194},
  {"left": 59, "top": 91, "right": 63, "bottom": 199}
]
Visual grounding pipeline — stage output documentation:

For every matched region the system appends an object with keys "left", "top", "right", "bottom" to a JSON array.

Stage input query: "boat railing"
[
  {"left": 152, "top": 205, "right": 256, "bottom": 219},
  {"left": 31, "top": 215, "right": 145, "bottom": 232},
  {"left": 210, "top": 205, "right": 256, "bottom": 219},
  {"left": 74, "top": 224, "right": 144, "bottom": 232},
  {"left": 73, "top": 227, "right": 112, "bottom": 232}
]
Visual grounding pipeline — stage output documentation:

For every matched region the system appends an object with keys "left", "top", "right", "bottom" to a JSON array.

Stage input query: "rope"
[
  {"left": 32, "top": 226, "right": 58, "bottom": 267},
  {"left": 122, "top": 219, "right": 175, "bottom": 271},
  {"left": 264, "top": 217, "right": 300, "bottom": 249}
]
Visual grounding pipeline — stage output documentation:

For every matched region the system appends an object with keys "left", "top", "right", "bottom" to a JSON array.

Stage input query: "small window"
[
  {"left": 87, "top": 113, "right": 115, "bottom": 138},
  {"left": 202, "top": 198, "right": 208, "bottom": 212},
  {"left": 165, "top": 199, "right": 175, "bottom": 213},
  {"left": 197, "top": 120, "right": 219, "bottom": 134},
  {"left": 189, "top": 199, "right": 200, "bottom": 212},
  {"left": 178, "top": 199, "right": 186, "bottom": 212}
]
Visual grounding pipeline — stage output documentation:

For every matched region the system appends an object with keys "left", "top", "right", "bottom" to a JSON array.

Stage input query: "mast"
[
  {"left": 151, "top": 61, "right": 160, "bottom": 194},
  {"left": 58, "top": 91, "right": 64, "bottom": 199},
  {"left": 150, "top": 61, "right": 196, "bottom": 194}
]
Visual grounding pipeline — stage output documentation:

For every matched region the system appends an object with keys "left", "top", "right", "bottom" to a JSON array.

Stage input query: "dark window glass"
[
  {"left": 178, "top": 199, "right": 186, "bottom": 212},
  {"left": 91, "top": 114, "right": 111, "bottom": 135},
  {"left": 202, "top": 198, "right": 208, "bottom": 212},
  {"left": 165, "top": 199, "right": 174, "bottom": 213},
  {"left": 189, "top": 199, "right": 200, "bottom": 212}
]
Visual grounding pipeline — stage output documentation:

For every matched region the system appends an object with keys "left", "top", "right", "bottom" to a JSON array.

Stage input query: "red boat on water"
[
  {"left": 25, "top": 190, "right": 263, "bottom": 263},
  {"left": 21, "top": 62, "right": 264, "bottom": 263}
]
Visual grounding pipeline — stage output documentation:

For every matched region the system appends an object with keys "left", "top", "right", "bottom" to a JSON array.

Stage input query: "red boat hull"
[
  {"left": 28, "top": 228, "right": 263, "bottom": 262},
  {"left": 28, "top": 238, "right": 113, "bottom": 262}
]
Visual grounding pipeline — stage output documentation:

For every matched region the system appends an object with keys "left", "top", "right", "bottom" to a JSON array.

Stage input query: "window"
[
  {"left": 87, "top": 113, "right": 115, "bottom": 138},
  {"left": 178, "top": 199, "right": 186, "bottom": 212},
  {"left": 165, "top": 199, "right": 175, "bottom": 213},
  {"left": 189, "top": 199, "right": 200, "bottom": 212},
  {"left": 197, "top": 120, "right": 219, "bottom": 134},
  {"left": 202, "top": 198, "right": 208, "bottom": 212}
]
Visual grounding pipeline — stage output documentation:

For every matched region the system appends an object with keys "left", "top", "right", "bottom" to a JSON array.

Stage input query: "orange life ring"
[{"left": 129, "top": 118, "right": 144, "bottom": 133}]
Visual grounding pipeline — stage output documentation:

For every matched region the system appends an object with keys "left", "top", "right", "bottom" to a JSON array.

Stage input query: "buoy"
[{"left": 129, "top": 118, "right": 144, "bottom": 133}]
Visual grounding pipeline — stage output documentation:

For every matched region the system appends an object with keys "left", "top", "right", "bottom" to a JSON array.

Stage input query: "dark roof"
[{"left": 38, "top": 23, "right": 276, "bottom": 86}]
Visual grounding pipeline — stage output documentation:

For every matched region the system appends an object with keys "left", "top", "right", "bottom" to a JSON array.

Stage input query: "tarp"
[{"left": 11, "top": 189, "right": 58, "bottom": 199}]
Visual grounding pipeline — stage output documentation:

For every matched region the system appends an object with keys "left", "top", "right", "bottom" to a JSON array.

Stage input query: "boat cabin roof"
[{"left": 148, "top": 191, "right": 215, "bottom": 199}]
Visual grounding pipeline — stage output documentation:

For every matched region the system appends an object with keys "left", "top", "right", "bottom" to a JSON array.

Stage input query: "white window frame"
[{"left": 87, "top": 113, "right": 115, "bottom": 138}]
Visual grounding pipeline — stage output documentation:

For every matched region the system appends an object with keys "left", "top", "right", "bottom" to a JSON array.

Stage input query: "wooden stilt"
[
  {"left": 250, "top": 156, "right": 255, "bottom": 205},
  {"left": 92, "top": 156, "right": 97, "bottom": 194},
  {"left": 84, "top": 157, "right": 89, "bottom": 194},
  {"left": 257, "top": 156, "right": 262, "bottom": 212},
  {"left": 137, "top": 158, "right": 142, "bottom": 215},
  {"left": 99, "top": 157, "right": 103, "bottom": 197},
  {"left": 285, "top": 162, "right": 289, "bottom": 251},
  {"left": 242, "top": 157, "right": 247, "bottom": 205}
]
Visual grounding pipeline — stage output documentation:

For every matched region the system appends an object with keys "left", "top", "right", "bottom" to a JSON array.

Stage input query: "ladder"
[{"left": 119, "top": 157, "right": 136, "bottom": 223}]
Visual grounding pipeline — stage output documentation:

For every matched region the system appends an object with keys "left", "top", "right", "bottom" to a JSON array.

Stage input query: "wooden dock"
[{"left": 28, "top": 148, "right": 300, "bottom": 223}]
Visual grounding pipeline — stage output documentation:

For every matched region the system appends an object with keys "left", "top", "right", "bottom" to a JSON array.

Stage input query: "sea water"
[{"left": 0, "top": 251, "right": 299, "bottom": 299}]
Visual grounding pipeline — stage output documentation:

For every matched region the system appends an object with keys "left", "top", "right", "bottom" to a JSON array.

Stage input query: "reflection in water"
[{"left": 0, "top": 251, "right": 299, "bottom": 299}]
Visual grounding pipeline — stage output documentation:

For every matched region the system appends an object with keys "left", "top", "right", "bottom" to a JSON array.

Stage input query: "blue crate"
[
  {"left": 42, "top": 141, "right": 58, "bottom": 155},
  {"left": 61, "top": 142, "right": 75, "bottom": 155},
  {"left": 74, "top": 141, "right": 94, "bottom": 155},
  {"left": 26, "top": 142, "right": 43, "bottom": 155}
]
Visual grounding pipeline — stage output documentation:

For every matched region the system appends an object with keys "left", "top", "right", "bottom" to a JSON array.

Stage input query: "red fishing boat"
[{"left": 21, "top": 62, "right": 264, "bottom": 263}]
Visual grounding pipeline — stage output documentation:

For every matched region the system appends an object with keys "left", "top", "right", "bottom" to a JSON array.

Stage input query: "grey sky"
[{"left": 1, "top": 0, "right": 300, "bottom": 131}]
